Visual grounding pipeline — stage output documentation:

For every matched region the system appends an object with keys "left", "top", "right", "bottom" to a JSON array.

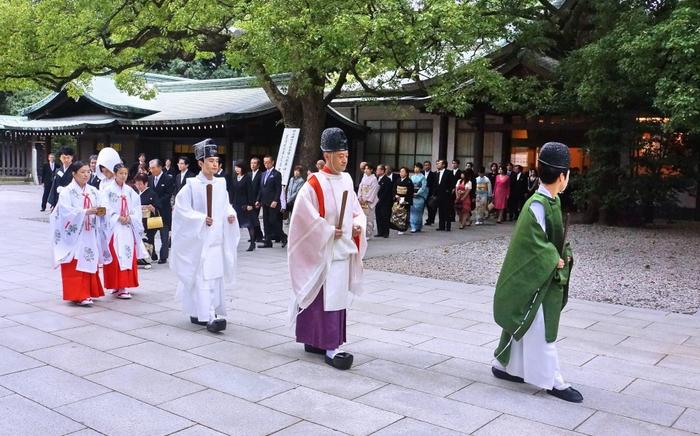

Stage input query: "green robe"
[{"left": 493, "top": 191, "right": 573, "bottom": 366}]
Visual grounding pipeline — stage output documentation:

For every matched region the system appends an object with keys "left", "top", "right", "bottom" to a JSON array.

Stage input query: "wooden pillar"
[
  {"left": 474, "top": 112, "right": 485, "bottom": 169},
  {"left": 501, "top": 115, "right": 512, "bottom": 164},
  {"left": 438, "top": 115, "right": 449, "bottom": 159}
]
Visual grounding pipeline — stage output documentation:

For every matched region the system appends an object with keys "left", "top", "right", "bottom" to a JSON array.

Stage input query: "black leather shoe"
[
  {"left": 157, "top": 259, "right": 167, "bottom": 264},
  {"left": 246, "top": 242, "right": 255, "bottom": 252},
  {"left": 304, "top": 344, "right": 325, "bottom": 355},
  {"left": 206, "top": 318, "right": 227, "bottom": 333},
  {"left": 257, "top": 242, "right": 273, "bottom": 248},
  {"left": 374, "top": 234, "right": 383, "bottom": 238},
  {"left": 547, "top": 386, "right": 583, "bottom": 403},
  {"left": 325, "top": 352, "right": 353, "bottom": 370},
  {"left": 190, "top": 316, "right": 207, "bottom": 326},
  {"left": 491, "top": 366, "right": 524, "bottom": 383},
  {"left": 281, "top": 237, "right": 288, "bottom": 248}
]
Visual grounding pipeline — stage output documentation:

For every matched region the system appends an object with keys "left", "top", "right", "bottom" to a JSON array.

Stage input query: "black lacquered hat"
[
  {"left": 538, "top": 142, "right": 570, "bottom": 170},
  {"left": 320, "top": 128, "right": 349, "bottom": 152},
  {"left": 193, "top": 138, "right": 219, "bottom": 161}
]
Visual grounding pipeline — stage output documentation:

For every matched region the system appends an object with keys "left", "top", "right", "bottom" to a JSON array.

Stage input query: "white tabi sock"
[{"left": 326, "top": 349, "right": 339, "bottom": 359}]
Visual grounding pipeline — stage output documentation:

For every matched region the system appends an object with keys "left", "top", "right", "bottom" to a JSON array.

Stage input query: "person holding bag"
[
  {"left": 390, "top": 167, "right": 414, "bottom": 235},
  {"left": 133, "top": 174, "right": 159, "bottom": 268},
  {"left": 454, "top": 170, "right": 473, "bottom": 229}
]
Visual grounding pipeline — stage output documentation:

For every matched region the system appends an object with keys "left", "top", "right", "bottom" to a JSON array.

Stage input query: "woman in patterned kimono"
[
  {"left": 454, "top": 170, "right": 473, "bottom": 229},
  {"left": 50, "top": 161, "right": 110, "bottom": 306},
  {"left": 357, "top": 163, "right": 379, "bottom": 238},
  {"left": 100, "top": 163, "right": 147, "bottom": 299},
  {"left": 409, "top": 163, "right": 428, "bottom": 233},
  {"left": 390, "top": 167, "right": 414, "bottom": 235}
]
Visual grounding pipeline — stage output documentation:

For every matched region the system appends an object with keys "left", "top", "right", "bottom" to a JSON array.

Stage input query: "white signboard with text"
[{"left": 276, "top": 128, "right": 301, "bottom": 186}]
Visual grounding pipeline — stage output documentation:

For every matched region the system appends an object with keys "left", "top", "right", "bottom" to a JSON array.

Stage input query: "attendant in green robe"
[{"left": 491, "top": 142, "right": 583, "bottom": 403}]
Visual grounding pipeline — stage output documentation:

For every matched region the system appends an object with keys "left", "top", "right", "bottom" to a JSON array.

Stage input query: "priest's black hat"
[
  {"left": 538, "top": 142, "right": 570, "bottom": 170},
  {"left": 193, "top": 138, "right": 219, "bottom": 161},
  {"left": 320, "top": 128, "right": 348, "bottom": 152}
]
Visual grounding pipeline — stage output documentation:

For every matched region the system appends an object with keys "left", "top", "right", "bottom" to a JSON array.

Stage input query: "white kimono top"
[
  {"left": 100, "top": 181, "right": 148, "bottom": 270},
  {"left": 287, "top": 170, "right": 367, "bottom": 321},
  {"left": 50, "top": 180, "right": 111, "bottom": 273},
  {"left": 170, "top": 173, "right": 240, "bottom": 293}
]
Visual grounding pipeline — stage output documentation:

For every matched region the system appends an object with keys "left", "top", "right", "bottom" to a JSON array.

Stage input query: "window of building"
[
  {"left": 365, "top": 120, "right": 432, "bottom": 170},
  {"left": 455, "top": 120, "right": 501, "bottom": 168}
]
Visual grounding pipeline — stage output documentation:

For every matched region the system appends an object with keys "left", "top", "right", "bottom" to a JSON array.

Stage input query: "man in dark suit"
[
  {"left": 39, "top": 153, "right": 56, "bottom": 211},
  {"left": 435, "top": 159, "right": 455, "bottom": 231},
  {"left": 375, "top": 164, "right": 393, "bottom": 238},
  {"left": 385, "top": 165, "right": 400, "bottom": 184},
  {"left": 148, "top": 159, "right": 175, "bottom": 263},
  {"left": 423, "top": 160, "right": 438, "bottom": 225},
  {"left": 214, "top": 157, "right": 233, "bottom": 202},
  {"left": 450, "top": 159, "right": 463, "bottom": 180},
  {"left": 249, "top": 157, "right": 264, "bottom": 242},
  {"left": 508, "top": 164, "right": 528, "bottom": 221},
  {"left": 87, "top": 154, "right": 100, "bottom": 189},
  {"left": 47, "top": 147, "right": 75, "bottom": 208},
  {"left": 256, "top": 155, "right": 286, "bottom": 248},
  {"left": 174, "top": 156, "right": 195, "bottom": 196}
]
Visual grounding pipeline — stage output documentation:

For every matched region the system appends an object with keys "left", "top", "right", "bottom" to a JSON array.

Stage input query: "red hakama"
[
  {"left": 103, "top": 239, "right": 139, "bottom": 289},
  {"left": 61, "top": 259, "right": 105, "bottom": 301}
]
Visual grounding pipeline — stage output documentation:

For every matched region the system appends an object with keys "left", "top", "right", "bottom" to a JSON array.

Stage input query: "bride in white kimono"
[
  {"left": 50, "top": 161, "right": 111, "bottom": 306},
  {"left": 100, "top": 163, "right": 147, "bottom": 299}
]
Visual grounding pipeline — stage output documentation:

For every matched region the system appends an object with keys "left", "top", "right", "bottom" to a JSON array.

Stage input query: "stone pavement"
[{"left": 1, "top": 185, "right": 699, "bottom": 436}]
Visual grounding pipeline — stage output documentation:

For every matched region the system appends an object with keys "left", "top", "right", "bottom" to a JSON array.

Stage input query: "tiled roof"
[{"left": 2, "top": 73, "right": 362, "bottom": 131}]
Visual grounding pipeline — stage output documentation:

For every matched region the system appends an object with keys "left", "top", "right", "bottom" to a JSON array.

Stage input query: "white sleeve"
[{"left": 529, "top": 201, "right": 546, "bottom": 233}]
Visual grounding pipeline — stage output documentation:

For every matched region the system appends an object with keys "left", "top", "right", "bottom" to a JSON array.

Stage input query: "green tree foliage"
[
  {"left": 561, "top": 0, "right": 700, "bottom": 223},
  {"left": 0, "top": 0, "right": 516, "bottom": 166},
  {"left": 0, "top": 88, "right": 48, "bottom": 115}
]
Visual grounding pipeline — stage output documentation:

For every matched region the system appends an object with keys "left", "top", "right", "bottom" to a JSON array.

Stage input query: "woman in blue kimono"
[{"left": 409, "top": 162, "right": 429, "bottom": 232}]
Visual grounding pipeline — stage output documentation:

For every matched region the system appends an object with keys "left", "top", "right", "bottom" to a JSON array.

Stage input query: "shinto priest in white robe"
[
  {"left": 170, "top": 173, "right": 240, "bottom": 322},
  {"left": 288, "top": 168, "right": 367, "bottom": 348}
]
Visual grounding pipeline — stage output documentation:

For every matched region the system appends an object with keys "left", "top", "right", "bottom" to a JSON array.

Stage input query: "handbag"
[
  {"left": 146, "top": 209, "right": 164, "bottom": 230},
  {"left": 427, "top": 194, "right": 439, "bottom": 209}
]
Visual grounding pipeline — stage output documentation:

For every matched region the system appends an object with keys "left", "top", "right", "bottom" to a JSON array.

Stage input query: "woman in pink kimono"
[
  {"left": 357, "top": 163, "right": 379, "bottom": 238},
  {"left": 454, "top": 170, "right": 473, "bottom": 229},
  {"left": 493, "top": 165, "right": 511, "bottom": 223}
]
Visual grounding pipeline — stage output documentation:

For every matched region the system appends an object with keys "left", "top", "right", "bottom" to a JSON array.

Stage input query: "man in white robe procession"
[
  {"left": 288, "top": 127, "right": 367, "bottom": 370},
  {"left": 171, "top": 139, "right": 240, "bottom": 333}
]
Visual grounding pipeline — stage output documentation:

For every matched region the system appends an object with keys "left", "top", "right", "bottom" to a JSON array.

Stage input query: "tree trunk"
[
  {"left": 276, "top": 90, "right": 325, "bottom": 171},
  {"left": 298, "top": 91, "right": 325, "bottom": 169}
]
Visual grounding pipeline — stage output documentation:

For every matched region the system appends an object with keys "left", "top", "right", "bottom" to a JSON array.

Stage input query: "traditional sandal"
[
  {"left": 325, "top": 352, "right": 354, "bottom": 370},
  {"left": 116, "top": 291, "right": 132, "bottom": 299}
]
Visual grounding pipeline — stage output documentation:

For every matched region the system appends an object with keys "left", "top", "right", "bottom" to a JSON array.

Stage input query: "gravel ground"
[{"left": 365, "top": 222, "right": 700, "bottom": 314}]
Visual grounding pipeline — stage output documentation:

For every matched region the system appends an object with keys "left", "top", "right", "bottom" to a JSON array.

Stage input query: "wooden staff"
[
  {"left": 337, "top": 191, "right": 349, "bottom": 229},
  {"left": 206, "top": 184, "right": 213, "bottom": 219}
]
